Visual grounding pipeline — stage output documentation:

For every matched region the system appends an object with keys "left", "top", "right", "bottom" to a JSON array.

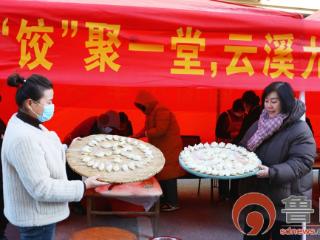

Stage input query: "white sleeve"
[{"left": 8, "top": 136, "right": 85, "bottom": 202}]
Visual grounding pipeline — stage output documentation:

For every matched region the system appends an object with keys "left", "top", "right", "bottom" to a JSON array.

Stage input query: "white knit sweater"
[{"left": 1, "top": 114, "right": 84, "bottom": 227}]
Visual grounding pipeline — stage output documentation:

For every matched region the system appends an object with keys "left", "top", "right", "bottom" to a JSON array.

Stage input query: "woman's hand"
[
  {"left": 84, "top": 176, "right": 108, "bottom": 189},
  {"left": 257, "top": 165, "right": 269, "bottom": 178}
]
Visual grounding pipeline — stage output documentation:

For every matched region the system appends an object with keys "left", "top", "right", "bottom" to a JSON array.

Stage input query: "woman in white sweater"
[{"left": 1, "top": 74, "right": 106, "bottom": 240}]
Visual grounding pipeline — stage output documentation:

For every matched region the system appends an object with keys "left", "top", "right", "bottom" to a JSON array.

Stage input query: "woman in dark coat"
[{"left": 239, "top": 82, "right": 316, "bottom": 240}]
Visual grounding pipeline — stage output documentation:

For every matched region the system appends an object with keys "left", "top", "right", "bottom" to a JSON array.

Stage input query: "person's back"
[
  {"left": 233, "top": 91, "right": 261, "bottom": 144},
  {"left": 149, "top": 104, "right": 183, "bottom": 179},
  {"left": 134, "top": 90, "right": 184, "bottom": 211},
  {"left": 240, "top": 105, "right": 261, "bottom": 136},
  {"left": 134, "top": 91, "right": 184, "bottom": 180},
  {"left": 147, "top": 105, "right": 181, "bottom": 146},
  {"left": 118, "top": 112, "right": 133, "bottom": 137},
  {"left": 63, "top": 117, "right": 97, "bottom": 145},
  {"left": 216, "top": 99, "right": 244, "bottom": 143},
  {"left": 215, "top": 98, "right": 244, "bottom": 200}
]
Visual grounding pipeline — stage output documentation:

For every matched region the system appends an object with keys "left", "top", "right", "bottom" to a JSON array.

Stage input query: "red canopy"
[{"left": 1, "top": 0, "right": 319, "bottom": 89}]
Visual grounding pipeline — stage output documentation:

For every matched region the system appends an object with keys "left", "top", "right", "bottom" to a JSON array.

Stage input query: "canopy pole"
[
  {"left": 216, "top": 89, "right": 221, "bottom": 118},
  {"left": 299, "top": 91, "right": 307, "bottom": 240},
  {"left": 299, "top": 91, "right": 306, "bottom": 121}
]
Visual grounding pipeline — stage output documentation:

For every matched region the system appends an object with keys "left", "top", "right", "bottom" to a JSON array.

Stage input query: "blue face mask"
[
  {"left": 37, "top": 104, "right": 55, "bottom": 122},
  {"left": 102, "top": 126, "right": 113, "bottom": 134}
]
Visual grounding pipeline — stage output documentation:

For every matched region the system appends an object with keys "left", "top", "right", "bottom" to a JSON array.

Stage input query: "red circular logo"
[{"left": 232, "top": 192, "right": 276, "bottom": 236}]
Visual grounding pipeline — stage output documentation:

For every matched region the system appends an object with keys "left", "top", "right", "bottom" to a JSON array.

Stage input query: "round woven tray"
[
  {"left": 179, "top": 142, "right": 261, "bottom": 180},
  {"left": 66, "top": 134, "right": 165, "bottom": 183}
]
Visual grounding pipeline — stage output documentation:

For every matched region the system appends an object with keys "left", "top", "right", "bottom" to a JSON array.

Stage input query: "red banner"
[{"left": 1, "top": 0, "right": 320, "bottom": 90}]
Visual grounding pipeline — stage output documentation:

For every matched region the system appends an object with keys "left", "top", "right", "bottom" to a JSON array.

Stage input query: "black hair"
[
  {"left": 232, "top": 99, "right": 245, "bottom": 112},
  {"left": 7, "top": 73, "right": 53, "bottom": 107},
  {"left": 242, "top": 90, "right": 260, "bottom": 106},
  {"left": 262, "top": 81, "right": 295, "bottom": 114},
  {"left": 119, "top": 112, "right": 129, "bottom": 123},
  {"left": 134, "top": 103, "right": 146, "bottom": 113}
]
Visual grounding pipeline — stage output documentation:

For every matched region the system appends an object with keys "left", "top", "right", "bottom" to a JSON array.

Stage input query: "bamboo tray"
[{"left": 66, "top": 134, "right": 165, "bottom": 183}]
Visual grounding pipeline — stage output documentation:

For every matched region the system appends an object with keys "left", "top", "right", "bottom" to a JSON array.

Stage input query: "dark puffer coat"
[{"left": 240, "top": 100, "right": 316, "bottom": 221}]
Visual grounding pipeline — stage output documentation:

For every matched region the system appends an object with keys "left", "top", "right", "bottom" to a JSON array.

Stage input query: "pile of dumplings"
[
  {"left": 179, "top": 142, "right": 261, "bottom": 177},
  {"left": 79, "top": 135, "right": 154, "bottom": 173}
]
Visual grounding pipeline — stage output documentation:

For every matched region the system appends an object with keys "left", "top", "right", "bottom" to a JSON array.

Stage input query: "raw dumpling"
[
  {"left": 98, "top": 163, "right": 105, "bottom": 171},
  {"left": 81, "top": 156, "right": 91, "bottom": 162},
  {"left": 94, "top": 136, "right": 105, "bottom": 142},
  {"left": 104, "top": 151, "right": 113, "bottom": 157},
  {"left": 88, "top": 140, "right": 98, "bottom": 147},
  {"left": 113, "top": 135, "right": 120, "bottom": 141},
  {"left": 113, "top": 158, "right": 122, "bottom": 163},
  {"left": 105, "top": 164, "right": 113, "bottom": 172},
  {"left": 122, "top": 164, "right": 129, "bottom": 172},
  {"left": 113, "top": 164, "right": 120, "bottom": 172},
  {"left": 93, "top": 161, "right": 99, "bottom": 169},
  {"left": 101, "top": 143, "right": 112, "bottom": 149},
  {"left": 128, "top": 162, "right": 135, "bottom": 170},
  {"left": 132, "top": 155, "right": 142, "bottom": 161},
  {"left": 87, "top": 160, "right": 94, "bottom": 167},
  {"left": 106, "top": 135, "right": 113, "bottom": 140},
  {"left": 82, "top": 146, "right": 92, "bottom": 153},
  {"left": 95, "top": 152, "right": 105, "bottom": 158}
]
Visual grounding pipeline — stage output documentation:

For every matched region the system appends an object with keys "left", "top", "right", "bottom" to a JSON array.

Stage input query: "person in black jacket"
[
  {"left": 119, "top": 112, "right": 133, "bottom": 137},
  {"left": 233, "top": 91, "right": 261, "bottom": 145},
  {"left": 216, "top": 99, "right": 244, "bottom": 143},
  {"left": 230, "top": 91, "right": 261, "bottom": 201},
  {"left": 215, "top": 99, "right": 244, "bottom": 200},
  {"left": 239, "top": 82, "right": 316, "bottom": 240},
  {"left": 63, "top": 110, "right": 133, "bottom": 214},
  {"left": 64, "top": 110, "right": 132, "bottom": 146},
  {"left": 0, "top": 96, "right": 8, "bottom": 240}
]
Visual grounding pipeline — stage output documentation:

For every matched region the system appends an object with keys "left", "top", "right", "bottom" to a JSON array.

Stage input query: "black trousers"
[
  {"left": 0, "top": 187, "right": 7, "bottom": 237},
  {"left": 218, "top": 179, "right": 229, "bottom": 198},
  {"left": 159, "top": 179, "right": 179, "bottom": 206},
  {"left": 219, "top": 179, "right": 239, "bottom": 200},
  {"left": 66, "top": 164, "right": 82, "bottom": 181},
  {"left": 0, "top": 153, "right": 8, "bottom": 237}
]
